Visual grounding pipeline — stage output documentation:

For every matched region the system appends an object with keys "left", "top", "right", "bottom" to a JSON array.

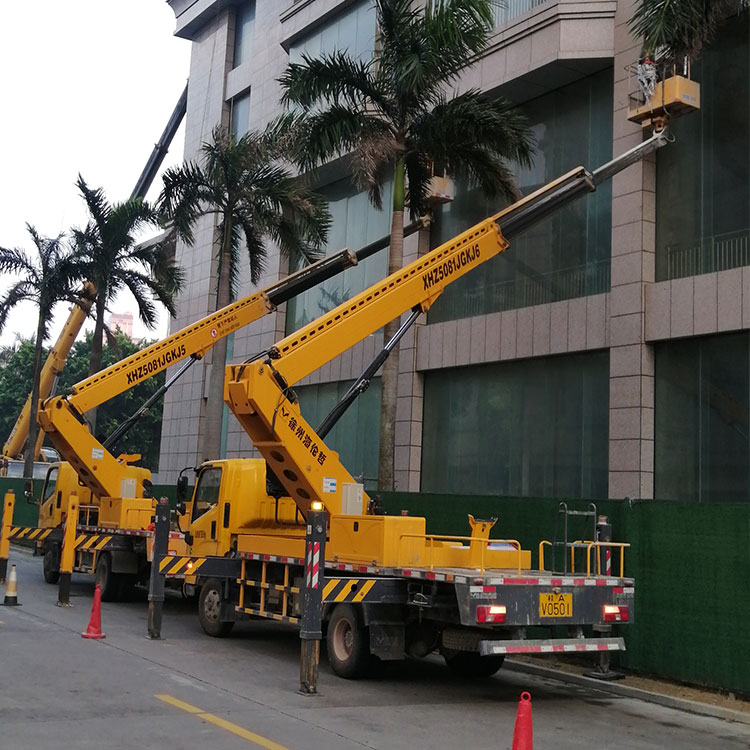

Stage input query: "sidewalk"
[{"left": 506, "top": 657, "right": 750, "bottom": 726}]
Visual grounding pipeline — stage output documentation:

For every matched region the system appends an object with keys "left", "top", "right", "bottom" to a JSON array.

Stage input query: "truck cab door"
[
  {"left": 188, "top": 465, "right": 223, "bottom": 557},
  {"left": 38, "top": 465, "right": 61, "bottom": 527}
]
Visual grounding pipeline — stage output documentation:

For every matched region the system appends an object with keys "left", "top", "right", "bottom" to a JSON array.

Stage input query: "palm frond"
[
  {"left": 76, "top": 175, "right": 112, "bottom": 232},
  {"left": 628, "top": 0, "right": 748, "bottom": 60},
  {"left": 411, "top": 90, "right": 534, "bottom": 186},
  {"left": 293, "top": 107, "right": 394, "bottom": 172},
  {"left": 0, "top": 281, "right": 36, "bottom": 333},
  {"left": 279, "top": 52, "right": 383, "bottom": 110}
]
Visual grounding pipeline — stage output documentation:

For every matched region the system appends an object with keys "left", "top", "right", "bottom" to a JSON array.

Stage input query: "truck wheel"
[
  {"left": 198, "top": 578, "right": 234, "bottom": 637},
  {"left": 43, "top": 545, "right": 60, "bottom": 585},
  {"left": 96, "top": 553, "right": 120, "bottom": 602},
  {"left": 442, "top": 649, "right": 505, "bottom": 678},
  {"left": 327, "top": 604, "right": 371, "bottom": 679}
]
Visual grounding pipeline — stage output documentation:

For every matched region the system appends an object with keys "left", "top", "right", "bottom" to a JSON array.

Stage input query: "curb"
[{"left": 505, "top": 658, "right": 750, "bottom": 726}]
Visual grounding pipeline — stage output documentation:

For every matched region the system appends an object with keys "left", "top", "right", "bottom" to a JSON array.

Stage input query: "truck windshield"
[{"left": 191, "top": 467, "right": 222, "bottom": 522}]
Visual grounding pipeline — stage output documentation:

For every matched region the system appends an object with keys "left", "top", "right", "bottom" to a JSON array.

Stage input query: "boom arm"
[{"left": 223, "top": 131, "right": 670, "bottom": 519}]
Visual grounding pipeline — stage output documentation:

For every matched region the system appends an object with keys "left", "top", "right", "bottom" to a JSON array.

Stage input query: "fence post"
[
  {"left": 299, "top": 507, "right": 327, "bottom": 695},
  {"left": 147, "top": 497, "right": 170, "bottom": 640},
  {"left": 0, "top": 490, "right": 14, "bottom": 584},
  {"left": 57, "top": 492, "right": 79, "bottom": 607}
]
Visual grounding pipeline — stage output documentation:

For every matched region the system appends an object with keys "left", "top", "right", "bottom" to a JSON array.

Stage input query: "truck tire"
[
  {"left": 43, "top": 545, "right": 60, "bottom": 585},
  {"left": 96, "top": 553, "right": 120, "bottom": 602},
  {"left": 198, "top": 578, "right": 234, "bottom": 637},
  {"left": 442, "top": 649, "right": 505, "bottom": 678},
  {"left": 327, "top": 604, "right": 371, "bottom": 679}
]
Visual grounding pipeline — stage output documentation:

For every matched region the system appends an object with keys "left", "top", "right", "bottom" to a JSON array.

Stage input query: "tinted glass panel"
[
  {"left": 234, "top": 2, "right": 255, "bottom": 68},
  {"left": 289, "top": 0, "right": 375, "bottom": 63},
  {"left": 230, "top": 91, "right": 251, "bottom": 139},
  {"left": 655, "top": 333, "right": 750, "bottom": 501},
  {"left": 286, "top": 178, "right": 391, "bottom": 332},
  {"left": 428, "top": 68, "right": 613, "bottom": 323},
  {"left": 656, "top": 17, "right": 750, "bottom": 279},
  {"left": 295, "top": 378, "right": 382, "bottom": 492},
  {"left": 421, "top": 352, "right": 609, "bottom": 497}
]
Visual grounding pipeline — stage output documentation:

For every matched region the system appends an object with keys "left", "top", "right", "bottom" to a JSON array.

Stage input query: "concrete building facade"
[{"left": 158, "top": 0, "right": 750, "bottom": 506}]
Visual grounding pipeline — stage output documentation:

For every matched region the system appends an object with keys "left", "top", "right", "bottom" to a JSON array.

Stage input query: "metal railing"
[
  {"left": 539, "top": 539, "right": 629, "bottom": 577},
  {"left": 492, "top": 0, "right": 551, "bottom": 28},
  {"left": 397, "top": 532, "right": 523, "bottom": 574},
  {"left": 663, "top": 229, "right": 750, "bottom": 279}
]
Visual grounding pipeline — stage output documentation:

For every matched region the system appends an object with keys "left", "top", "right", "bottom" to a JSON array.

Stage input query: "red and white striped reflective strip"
[
  {"left": 605, "top": 548, "right": 611, "bottom": 576},
  {"left": 484, "top": 640, "right": 624, "bottom": 655},
  {"left": 305, "top": 541, "right": 321, "bottom": 589}
]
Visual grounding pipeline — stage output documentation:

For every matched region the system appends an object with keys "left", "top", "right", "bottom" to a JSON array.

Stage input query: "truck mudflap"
[{"left": 478, "top": 637, "right": 626, "bottom": 656}]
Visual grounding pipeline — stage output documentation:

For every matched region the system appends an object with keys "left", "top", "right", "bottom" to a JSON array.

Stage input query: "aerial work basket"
[{"left": 627, "top": 57, "right": 701, "bottom": 128}]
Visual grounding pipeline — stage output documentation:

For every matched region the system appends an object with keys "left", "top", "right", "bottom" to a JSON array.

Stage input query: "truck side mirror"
[
  {"left": 175, "top": 501, "right": 186, "bottom": 517},
  {"left": 176, "top": 475, "right": 188, "bottom": 504},
  {"left": 184, "top": 531, "right": 193, "bottom": 546}
]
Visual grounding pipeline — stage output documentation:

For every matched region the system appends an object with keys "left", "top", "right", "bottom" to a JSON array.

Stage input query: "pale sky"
[{"left": 0, "top": 1, "right": 192, "bottom": 346}]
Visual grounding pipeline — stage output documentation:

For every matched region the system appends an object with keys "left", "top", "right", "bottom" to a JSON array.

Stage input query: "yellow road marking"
[
  {"left": 156, "top": 694, "right": 289, "bottom": 749},
  {"left": 155, "top": 694, "right": 202, "bottom": 713}
]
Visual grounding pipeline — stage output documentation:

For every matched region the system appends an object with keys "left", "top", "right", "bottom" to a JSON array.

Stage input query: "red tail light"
[
  {"left": 476, "top": 604, "right": 506, "bottom": 624},
  {"left": 603, "top": 604, "right": 629, "bottom": 622}
]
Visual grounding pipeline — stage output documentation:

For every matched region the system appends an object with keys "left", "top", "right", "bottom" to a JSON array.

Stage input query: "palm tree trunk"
[
  {"left": 200, "top": 226, "right": 233, "bottom": 463},
  {"left": 23, "top": 312, "right": 47, "bottom": 489},
  {"left": 86, "top": 295, "right": 107, "bottom": 436},
  {"left": 377, "top": 158, "right": 406, "bottom": 492}
]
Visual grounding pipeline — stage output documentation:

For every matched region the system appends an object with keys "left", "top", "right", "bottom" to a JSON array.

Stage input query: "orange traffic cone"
[
  {"left": 81, "top": 583, "right": 106, "bottom": 639},
  {"left": 2, "top": 563, "right": 20, "bottom": 606},
  {"left": 511, "top": 691, "right": 533, "bottom": 750}
]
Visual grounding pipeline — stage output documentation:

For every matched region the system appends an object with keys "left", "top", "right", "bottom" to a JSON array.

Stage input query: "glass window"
[
  {"left": 421, "top": 351, "right": 609, "bottom": 497},
  {"left": 233, "top": 2, "right": 255, "bottom": 69},
  {"left": 289, "top": 0, "right": 376, "bottom": 64},
  {"left": 42, "top": 467, "right": 58, "bottom": 504},
  {"left": 655, "top": 16, "right": 750, "bottom": 280},
  {"left": 191, "top": 466, "right": 222, "bottom": 521},
  {"left": 428, "top": 68, "right": 613, "bottom": 324},
  {"left": 230, "top": 91, "right": 251, "bottom": 140},
  {"left": 655, "top": 333, "right": 750, "bottom": 501},
  {"left": 285, "top": 177, "right": 392, "bottom": 332},
  {"left": 295, "top": 378, "right": 382, "bottom": 492}
]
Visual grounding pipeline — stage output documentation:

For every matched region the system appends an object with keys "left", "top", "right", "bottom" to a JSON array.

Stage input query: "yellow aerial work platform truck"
[
  {"left": 6, "top": 223, "right": 422, "bottom": 599},
  {"left": 164, "top": 130, "right": 671, "bottom": 679}
]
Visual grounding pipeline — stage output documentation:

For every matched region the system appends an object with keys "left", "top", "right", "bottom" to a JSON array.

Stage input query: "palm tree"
[
  {"left": 72, "top": 175, "right": 184, "bottom": 433},
  {"left": 158, "top": 125, "right": 330, "bottom": 463},
  {"left": 0, "top": 226, "right": 90, "bottom": 483},
  {"left": 278, "top": 0, "right": 534, "bottom": 491},
  {"left": 629, "top": 0, "right": 749, "bottom": 63}
]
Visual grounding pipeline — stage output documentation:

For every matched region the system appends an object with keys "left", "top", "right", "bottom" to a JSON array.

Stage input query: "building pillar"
[
  {"left": 394, "top": 222, "right": 429, "bottom": 492},
  {"left": 608, "top": 0, "right": 655, "bottom": 500}
]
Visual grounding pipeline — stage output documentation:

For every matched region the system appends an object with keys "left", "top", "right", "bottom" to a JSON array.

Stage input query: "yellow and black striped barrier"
[
  {"left": 159, "top": 556, "right": 206, "bottom": 577},
  {"left": 7, "top": 526, "right": 55, "bottom": 542},
  {"left": 73, "top": 533, "right": 113, "bottom": 551},
  {"left": 156, "top": 554, "right": 240, "bottom": 579},
  {"left": 323, "top": 577, "right": 397, "bottom": 604}
]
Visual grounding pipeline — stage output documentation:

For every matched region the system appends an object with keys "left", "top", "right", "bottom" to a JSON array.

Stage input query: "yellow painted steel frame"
[
  {"left": 225, "top": 216, "right": 510, "bottom": 523},
  {"left": 0, "top": 491, "right": 14, "bottom": 562},
  {"left": 59, "top": 494, "right": 79, "bottom": 575}
]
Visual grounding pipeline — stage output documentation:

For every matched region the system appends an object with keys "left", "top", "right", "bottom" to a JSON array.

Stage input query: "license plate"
[{"left": 539, "top": 592, "right": 572, "bottom": 618}]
